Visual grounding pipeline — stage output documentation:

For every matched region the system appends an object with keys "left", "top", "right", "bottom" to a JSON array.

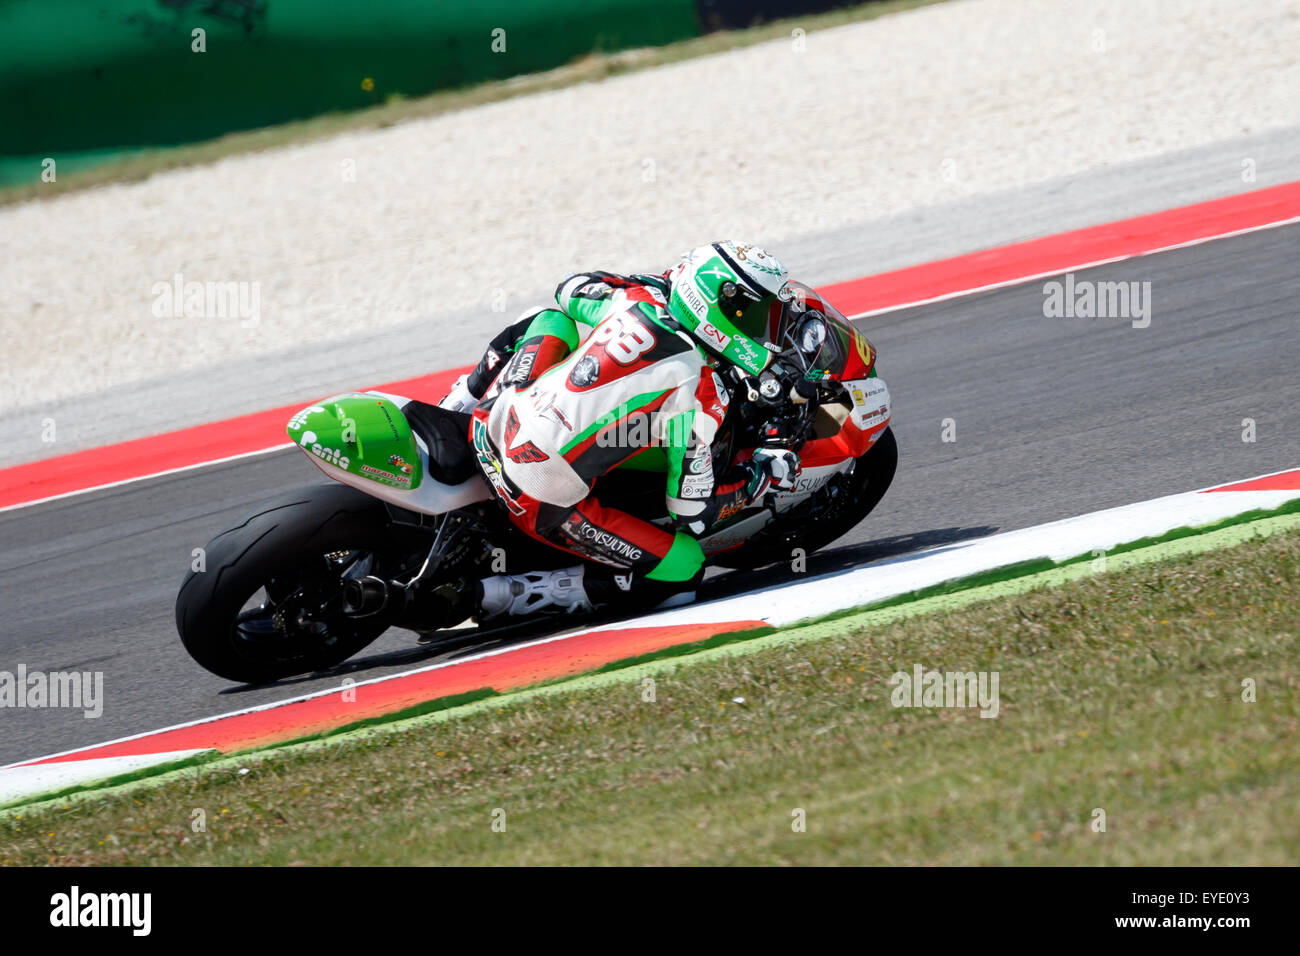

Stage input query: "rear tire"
[
  {"left": 175, "top": 484, "right": 402, "bottom": 684},
  {"left": 715, "top": 426, "right": 897, "bottom": 571}
]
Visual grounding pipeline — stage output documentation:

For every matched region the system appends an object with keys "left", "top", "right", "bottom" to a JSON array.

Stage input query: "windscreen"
[{"left": 774, "top": 282, "right": 868, "bottom": 382}]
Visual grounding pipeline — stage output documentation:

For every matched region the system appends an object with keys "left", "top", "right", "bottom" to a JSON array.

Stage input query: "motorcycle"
[{"left": 175, "top": 282, "right": 896, "bottom": 683}]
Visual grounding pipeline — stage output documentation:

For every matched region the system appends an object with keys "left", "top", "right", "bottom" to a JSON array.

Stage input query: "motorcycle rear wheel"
[{"left": 175, "top": 484, "right": 404, "bottom": 684}]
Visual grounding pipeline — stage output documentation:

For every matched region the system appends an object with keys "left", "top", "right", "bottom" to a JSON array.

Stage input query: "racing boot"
[
  {"left": 583, "top": 564, "right": 702, "bottom": 614},
  {"left": 476, "top": 566, "right": 593, "bottom": 621},
  {"left": 438, "top": 373, "right": 479, "bottom": 414}
]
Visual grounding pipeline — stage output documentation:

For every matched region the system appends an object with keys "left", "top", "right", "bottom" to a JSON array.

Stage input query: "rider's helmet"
[{"left": 666, "top": 241, "right": 794, "bottom": 376}]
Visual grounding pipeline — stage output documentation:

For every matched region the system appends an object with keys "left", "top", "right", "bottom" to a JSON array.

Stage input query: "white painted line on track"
[
  {"left": 0, "top": 443, "right": 290, "bottom": 515},
  {"left": 849, "top": 214, "right": 1300, "bottom": 319}
]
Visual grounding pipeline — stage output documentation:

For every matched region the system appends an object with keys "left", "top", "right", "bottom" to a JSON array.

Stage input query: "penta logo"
[
  {"left": 311, "top": 444, "right": 350, "bottom": 469},
  {"left": 298, "top": 430, "right": 350, "bottom": 470}
]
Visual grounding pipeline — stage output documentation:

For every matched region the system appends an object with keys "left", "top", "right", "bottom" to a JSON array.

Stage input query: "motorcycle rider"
[{"left": 445, "top": 241, "right": 803, "bottom": 620}]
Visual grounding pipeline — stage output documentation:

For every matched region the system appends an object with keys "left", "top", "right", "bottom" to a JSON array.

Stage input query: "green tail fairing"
[{"left": 286, "top": 393, "right": 423, "bottom": 490}]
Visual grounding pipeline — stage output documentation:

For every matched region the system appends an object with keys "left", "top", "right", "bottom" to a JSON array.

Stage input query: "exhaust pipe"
[
  {"left": 343, "top": 575, "right": 469, "bottom": 631},
  {"left": 342, "top": 575, "right": 398, "bottom": 618}
]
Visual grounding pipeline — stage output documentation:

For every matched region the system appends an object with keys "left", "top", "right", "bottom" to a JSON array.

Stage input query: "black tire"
[
  {"left": 715, "top": 426, "right": 898, "bottom": 571},
  {"left": 175, "top": 484, "right": 402, "bottom": 684}
]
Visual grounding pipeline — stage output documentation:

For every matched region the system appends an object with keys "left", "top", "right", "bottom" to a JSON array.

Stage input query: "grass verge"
[
  {"left": 0, "top": 0, "right": 946, "bottom": 207},
  {"left": 3, "top": 521, "right": 1296, "bottom": 865}
]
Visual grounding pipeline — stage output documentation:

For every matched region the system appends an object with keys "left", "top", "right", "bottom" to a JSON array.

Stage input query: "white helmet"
[{"left": 666, "top": 241, "right": 794, "bottom": 375}]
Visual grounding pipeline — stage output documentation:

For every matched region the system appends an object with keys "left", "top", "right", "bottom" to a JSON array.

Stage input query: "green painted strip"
[{"left": 6, "top": 504, "right": 1297, "bottom": 815}]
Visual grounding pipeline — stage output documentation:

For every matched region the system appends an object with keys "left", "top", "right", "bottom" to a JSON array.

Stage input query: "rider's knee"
[{"left": 646, "top": 532, "right": 705, "bottom": 583}]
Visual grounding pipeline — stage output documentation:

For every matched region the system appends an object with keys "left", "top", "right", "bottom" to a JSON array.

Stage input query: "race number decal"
[{"left": 591, "top": 315, "right": 656, "bottom": 365}]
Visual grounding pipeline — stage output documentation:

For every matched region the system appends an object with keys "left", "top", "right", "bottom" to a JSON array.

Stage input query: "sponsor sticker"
[
  {"left": 731, "top": 336, "right": 763, "bottom": 367},
  {"left": 376, "top": 400, "right": 401, "bottom": 440},
  {"left": 699, "top": 322, "right": 731, "bottom": 350},
  {"left": 287, "top": 405, "right": 325, "bottom": 431},
  {"left": 569, "top": 354, "right": 601, "bottom": 388},
  {"left": 681, "top": 473, "right": 712, "bottom": 498},
  {"left": 472, "top": 418, "right": 526, "bottom": 515},
  {"left": 679, "top": 282, "right": 709, "bottom": 319},
  {"left": 717, "top": 499, "right": 746, "bottom": 523},
  {"left": 361, "top": 464, "right": 412, "bottom": 488},
  {"left": 560, "top": 514, "right": 644, "bottom": 563},
  {"left": 711, "top": 371, "right": 730, "bottom": 408},
  {"left": 851, "top": 377, "right": 890, "bottom": 430}
]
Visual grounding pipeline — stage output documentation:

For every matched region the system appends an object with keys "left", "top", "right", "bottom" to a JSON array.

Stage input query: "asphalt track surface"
[{"left": 2, "top": 222, "right": 1299, "bottom": 766}]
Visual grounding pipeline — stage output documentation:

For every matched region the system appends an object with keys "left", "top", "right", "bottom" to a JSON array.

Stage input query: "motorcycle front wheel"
[{"left": 713, "top": 426, "right": 897, "bottom": 571}]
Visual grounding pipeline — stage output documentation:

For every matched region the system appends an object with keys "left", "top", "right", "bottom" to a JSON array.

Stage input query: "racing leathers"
[{"left": 465, "top": 272, "right": 769, "bottom": 610}]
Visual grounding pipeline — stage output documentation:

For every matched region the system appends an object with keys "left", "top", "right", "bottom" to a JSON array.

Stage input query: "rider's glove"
[{"left": 745, "top": 447, "right": 802, "bottom": 501}]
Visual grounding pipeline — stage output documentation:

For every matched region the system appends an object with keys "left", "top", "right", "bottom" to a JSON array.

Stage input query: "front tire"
[
  {"left": 175, "top": 484, "right": 403, "bottom": 684},
  {"left": 715, "top": 426, "right": 897, "bottom": 571}
]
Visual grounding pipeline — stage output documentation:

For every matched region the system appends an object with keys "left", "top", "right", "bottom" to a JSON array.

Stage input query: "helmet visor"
[{"left": 717, "top": 282, "right": 775, "bottom": 340}]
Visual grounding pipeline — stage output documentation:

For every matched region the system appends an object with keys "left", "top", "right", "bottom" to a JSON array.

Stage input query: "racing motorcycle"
[{"left": 175, "top": 282, "right": 896, "bottom": 683}]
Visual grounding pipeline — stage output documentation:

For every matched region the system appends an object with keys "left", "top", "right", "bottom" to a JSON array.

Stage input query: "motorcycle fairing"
[{"left": 288, "top": 392, "right": 490, "bottom": 515}]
